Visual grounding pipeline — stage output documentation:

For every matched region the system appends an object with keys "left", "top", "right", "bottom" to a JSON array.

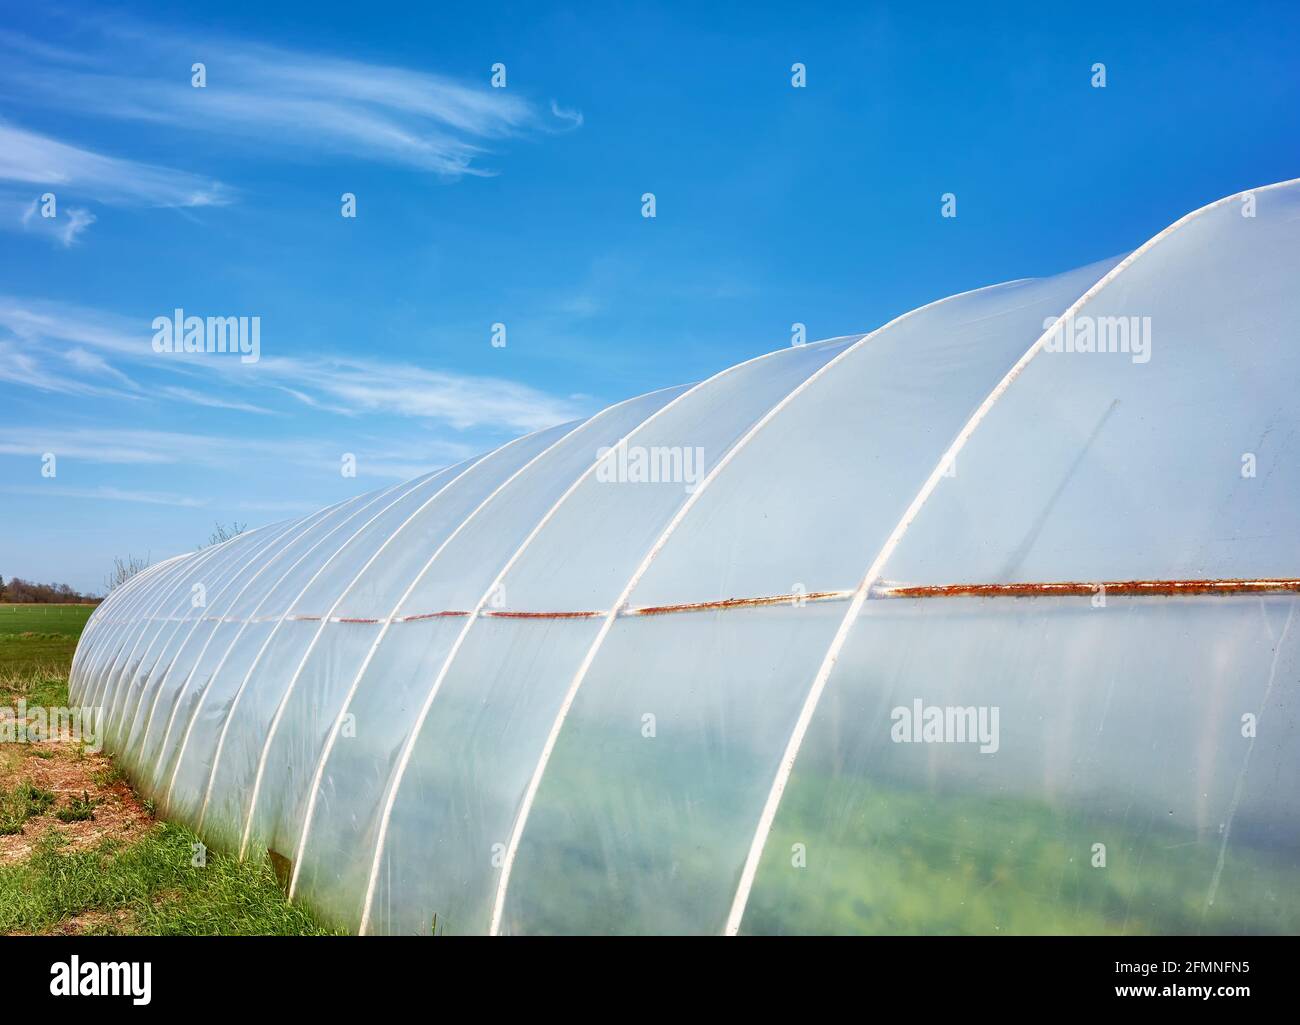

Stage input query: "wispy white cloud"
[
  {"left": 556, "top": 294, "right": 604, "bottom": 318},
  {"left": 256, "top": 353, "right": 587, "bottom": 433},
  {"left": 0, "top": 483, "right": 207, "bottom": 507},
  {"left": 0, "top": 422, "right": 483, "bottom": 482},
  {"left": 9, "top": 193, "right": 95, "bottom": 245},
  {"left": 0, "top": 295, "right": 143, "bottom": 355},
  {"left": 549, "top": 100, "right": 584, "bottom": 130},
  {"left": 0, "top": 427, "right": 182, "bottom": 464},
  {"left": 63, "top": 346, "right": 137, "bottom": 387},
  {"left": 0, "top": 24, "right": 582, "bottom": 178},
  {"left": 158, "top": 384, "right": 277, "bottom": 415},
  {"left": 0, "top": 29, "right": 98, "bottom": 68},
  {"left": 0, "top": 337, "right": 138, "bottom": 398},
  {"left": 56, "top": 206, "right": 95, "bottom": 245},
  {"left": 0, "top": 121, "right": 236, "bottom": 207},
  {"left": 0, "top": 295, "right": 592, "bottom": 434}
]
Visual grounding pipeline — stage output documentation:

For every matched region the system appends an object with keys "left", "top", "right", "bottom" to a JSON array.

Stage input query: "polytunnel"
[{"left": 71, "top": 179, "right": 1300, "bottom": 935}]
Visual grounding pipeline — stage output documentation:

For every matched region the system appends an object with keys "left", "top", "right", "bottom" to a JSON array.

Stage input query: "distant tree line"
[
  {"left": 0, "top": 575, "right": 99, "bottom": 604},
  {"left": 3, "top": 522, "right": 250, "bottom": 604}
]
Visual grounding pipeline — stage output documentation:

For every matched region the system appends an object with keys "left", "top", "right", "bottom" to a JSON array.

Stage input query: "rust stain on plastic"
[
  {"left": 628, "top": 590, "right": 853, "bottom": 617},
  {"left": 395, "top": 611, "right": 473, "bottom": 622},
  {"left": 118, "top": 579, "right": 1300, "bottom": 628},
  {"left": 877, "top": 578, "right": 1300, "bottom": 599},
  {"left": 481, "top": 609, "right": 604, "bottom": 619}
]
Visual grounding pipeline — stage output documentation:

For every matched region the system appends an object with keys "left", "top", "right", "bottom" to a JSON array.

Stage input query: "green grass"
[
  {"left": 0, "top": 604, "right": 95, "bottom": 638},
  {"left": 92, "top": 763, "right": 126, "bottom": 788},
  {"left": 0, "top": 824, "right": 342, "bottom": 935},
  {"left": 0, "top": 604, "right": 94, "bottom": 675},
  {"left": 0, "top": 780, "right": 57, "bottom": 835},
  {"left": 505, "top": 714, "right": 1300, "bottom": 935},
  {"left": 0, "top": 616, "right": 338, "bottom": 936},
  {"left": 0, "top": 662, "right": 76, "bottom": 712},
  {"left": 54, "top": 791, "right": 98, "bottom": 823},
  {"left": 740, "top": 772, "right": 1300, "bottom": 935}
]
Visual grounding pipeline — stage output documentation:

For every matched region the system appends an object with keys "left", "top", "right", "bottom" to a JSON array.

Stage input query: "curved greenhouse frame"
[{"left": 71, "top": 179, "right": 1300, "bottom": 934}]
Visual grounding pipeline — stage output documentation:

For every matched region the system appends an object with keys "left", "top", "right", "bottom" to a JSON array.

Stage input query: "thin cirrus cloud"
[
  {"left": 0, "top": 427, "right": 184, "bottom": 465},
  {"left": 0, "top": 294, "right": 593, "bottom": 435},
  {"left": 62, "top": 345, "right": 137, "bottom": 388},
  {"left": 0, "top": 336, "right": 139, "bottom": 399},
  {"left": 0, "top": 424, "right": 483, "bottom": 486},
  {"left": 0, "top": 121, "right": 236, "bottom": 208},
  {"left": 17, "top": 195, "right": 96, "bottom": 247},
  {"left": 0, "top": 119, "right": 234, "bottom": 245},
  {"left": 0, "top": 483, "right": 208, "bottom": 508},
  {"left": 257, "top": 353, "right": 589, "bottom": 433},
  {"left": 0, "top": 25, "right": 581, "bottom": 177},
  {"left": 157, "top": 384, "right": 277, "bottom": 416},
  {"left": 0, "top": 22, "right": 579, "bottom": 245}
]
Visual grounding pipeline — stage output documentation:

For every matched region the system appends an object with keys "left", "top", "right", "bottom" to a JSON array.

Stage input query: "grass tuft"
[
  {"left": 54, "top": 791, "right": 98, "bottom": 823},
  {"left": 19, "top": 781, "right": 56, "bottom": 817},
  {"left": 0, "top": 779, "right": 58, "bottom": 835},
  {"left": 0, "top": 824, "right": 342, "bottom": 935},
  {"left": 0, "top": 663, "right": 74, "bottom": 708}
]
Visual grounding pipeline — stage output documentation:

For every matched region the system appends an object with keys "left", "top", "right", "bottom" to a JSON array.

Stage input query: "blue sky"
[{"left": 2, "top": 1, "right": 1298, "bottom": 594}]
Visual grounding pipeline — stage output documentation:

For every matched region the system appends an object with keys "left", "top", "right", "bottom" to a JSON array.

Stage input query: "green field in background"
[{"left": 0, "top": 604, "right": 95, "bottom": 674}]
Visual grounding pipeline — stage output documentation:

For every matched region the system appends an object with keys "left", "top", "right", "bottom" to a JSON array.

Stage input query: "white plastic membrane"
[
  {"left": 71, "top": 180, "right": 1300, "bottom": 935},
  {"left": 243, "top": 422, "right": 579, "bottom": 862},
  {"left": 886, "top": 185, "right": 1300, "bottom": 586},
  {"left": 291, "top": 385, "right": 688, "bottom": 928},
  {"left": 740, "top": 594, "right": 1300, "bottom": 934},
  {"left": 495, "top": 259, "right": 1124, "bottom": 934},
  {"left": 114, "top": 520, "right": 304, "bottom": 769},
  {"left": 362, "top": 338, "right": 861, "bottom": 934}
]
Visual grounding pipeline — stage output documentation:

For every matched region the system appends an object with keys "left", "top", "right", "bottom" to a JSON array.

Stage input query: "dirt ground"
[{"left": 0, "top": 736, "right": 153, "bottom": 865}]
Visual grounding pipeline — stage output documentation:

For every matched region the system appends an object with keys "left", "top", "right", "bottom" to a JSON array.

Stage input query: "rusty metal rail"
[
  {"left": 874, "top": 578, "right": 1300, "bottom": 599},
  {"left": 94, "top": 578, "right": 1300, "bottom": 627}
]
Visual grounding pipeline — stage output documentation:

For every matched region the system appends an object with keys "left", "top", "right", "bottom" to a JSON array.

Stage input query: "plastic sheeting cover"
[{"left": 73, "top": 180, "right": 1300, "bottom": 934}]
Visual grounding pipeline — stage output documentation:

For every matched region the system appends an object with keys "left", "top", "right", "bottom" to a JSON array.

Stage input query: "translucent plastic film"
[
  {"left": 741, "top": 594, "right": 1300, "bottom": 934},
  {"left": 887, "top": 183, "right": 1300, "bottom": 586},
  {"left": 65, "top": 180, "right": 1300, "bottom": 936}
]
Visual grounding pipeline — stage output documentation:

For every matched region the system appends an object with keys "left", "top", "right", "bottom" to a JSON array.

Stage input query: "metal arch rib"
[
  {"left": 78, "top": 555, "right": 197, "bottom": 710},
  {"left": 487, "top": 279, "right": 1032, "bottom": 935},
  {"left": 354, "top": 341, "right": 852, "bottom": 934},
  {"left": 92, "top": 540, "right": 244, "bottom": 718},
  {"left": 152, "top": 496, "right": 356, "bottom": 801},
  {"left": 236, "top": 429, "right": 552, "bottom": 859},
  {"left": 190, "top": 477, "right": 421, "bottom": 830},
  {"left": 134, "top": 502, "right": 345, "bottom": 787},
  {"left": 71, "top": 556, "right": 177, "bottom": 703},
  {"left": 155, "top": 492, "right": 378, "bottom": 807},
  {"left": 115, "top": 520, "right": 303, "bottom": 761},
  {"left": 288, "top": 402, "right": 662, "bottom": 901},
  {"left": 71, "top": 555, "right": 175, "bottom": 694},
  {"left": 722, "top": 175, "right": 1300, "bottom": 936},
  {"left": 107, "top": 528, "right": 281, "bottom": 745},
  {"left": 88, "top": 542, "right": 234, "bottom": 731}
]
